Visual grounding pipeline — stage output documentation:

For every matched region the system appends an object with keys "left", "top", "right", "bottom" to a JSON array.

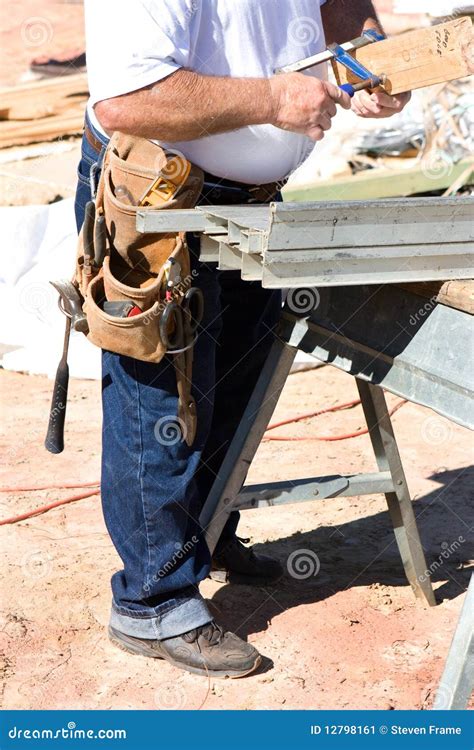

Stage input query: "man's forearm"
[
  {"left": 321, "top": 0, "right": 385, "bottom": 45},
  {"left": 94, "top": 66, "right": 351, "bottom": 143},
  {"left": 95, "top": 70, "right": 274, "bottom": 141}
]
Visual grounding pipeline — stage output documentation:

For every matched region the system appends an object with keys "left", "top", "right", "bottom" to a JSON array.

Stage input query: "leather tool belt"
[{"left": 74, "top": 132, "right": 204, "bottom": 446}]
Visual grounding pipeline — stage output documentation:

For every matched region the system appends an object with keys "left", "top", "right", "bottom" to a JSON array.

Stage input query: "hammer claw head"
[{"left": 50, "top": 279, "right": 88, "bottom": 333}]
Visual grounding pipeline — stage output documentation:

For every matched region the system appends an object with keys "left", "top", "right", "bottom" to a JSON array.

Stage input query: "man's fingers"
[
  {"left": 324, "top": 99, "right": 337, "bottom": 118},
  {"left": 307, "top": 126, "right": 325, "bottom": 142},
  {"left": 354, "top": 90, "right": 384, "bottom": 114},
  {"left": 319, "top": 114, "right": 332, "bottom": 131},
  {"left": 352, "top": 88, "right": 412, "bottom": 120},
  {"left": 370, "top": 91, "right": 409, "bottom": 109},
  {"left": 324, "top": 82, "right": 352, "bottom": 110}
]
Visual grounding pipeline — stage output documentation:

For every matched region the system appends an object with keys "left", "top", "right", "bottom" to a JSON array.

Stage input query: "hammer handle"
[{"left": 44, "top": 317, "right": 71, "bottom": 454}]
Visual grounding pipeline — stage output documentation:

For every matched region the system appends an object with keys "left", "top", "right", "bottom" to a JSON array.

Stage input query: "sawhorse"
[{"left": 199, "top": 298, "right": 437, "bottom": 607}]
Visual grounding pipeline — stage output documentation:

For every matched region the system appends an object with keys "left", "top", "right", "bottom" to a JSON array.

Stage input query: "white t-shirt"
[{"left": 85, "top": 0, "right": 327, "bottom": 184}]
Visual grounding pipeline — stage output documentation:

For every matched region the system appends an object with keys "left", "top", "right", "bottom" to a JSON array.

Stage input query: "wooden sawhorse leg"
[{"left": 357, "top": 379, "right": 436, "bottom": 606}]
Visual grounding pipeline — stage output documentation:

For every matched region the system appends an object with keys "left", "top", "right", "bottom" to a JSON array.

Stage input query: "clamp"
[{"left": 277, "top": 29, "right": 387, "bottom": 97}]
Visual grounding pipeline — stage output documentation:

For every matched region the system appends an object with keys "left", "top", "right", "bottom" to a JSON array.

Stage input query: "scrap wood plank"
[
  {"left": 396, "top": 280, "right": 474, "bottom": 314},
  {"left": 0, "top": 110, "right": 85, "bottom": 148},
  {"left": 0, "top": 73, "right": 88, "bottom": 120},
  {"left": 282, "top": 158, "right": 474, "bottom": 202},
  {"left": 333, "top": 17, "right": 473, "bottom": 94}
]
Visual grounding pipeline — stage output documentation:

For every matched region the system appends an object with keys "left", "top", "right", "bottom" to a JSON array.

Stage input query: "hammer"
[{"left": 44, "top": 281, "right": 88, "bottom": 454}]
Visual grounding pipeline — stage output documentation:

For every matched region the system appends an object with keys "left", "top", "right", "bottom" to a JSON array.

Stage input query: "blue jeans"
[{"left": 75, "top": 115, "right": 281, "bottom": 638}]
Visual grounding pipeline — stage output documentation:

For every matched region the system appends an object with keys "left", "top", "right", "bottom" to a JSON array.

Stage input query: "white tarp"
[
  {"left": 0, "top": 198, "right": 101, "bottom": 379},
  {"left": 0, "top": 199, "right": 318, "bottom": 381}
]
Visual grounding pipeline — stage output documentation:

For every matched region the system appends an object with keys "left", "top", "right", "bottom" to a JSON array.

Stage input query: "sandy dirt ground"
[
  {"left": 1, "top": 365, "right": 472, "bottom": 710},
  {"left": 1, "top": 0, "right": 471, "bottom": 716},
  {"left": 0, "top": 0, "right": 85, "bottom": 88}
]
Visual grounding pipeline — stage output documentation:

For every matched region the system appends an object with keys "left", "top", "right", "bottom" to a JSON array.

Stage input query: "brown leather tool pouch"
[{"left": 75, "top": 132, "right": 204, "bottom": 445}]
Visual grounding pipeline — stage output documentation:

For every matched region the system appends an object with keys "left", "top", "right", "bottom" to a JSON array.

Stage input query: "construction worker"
[{"left": 75, "top": 0, "right": 410, "bottom": 678}]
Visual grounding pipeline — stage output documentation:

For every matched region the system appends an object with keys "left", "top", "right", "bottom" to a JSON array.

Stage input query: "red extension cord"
[{"left": 0, "top": 398, "right": 406, "bottom": 526}]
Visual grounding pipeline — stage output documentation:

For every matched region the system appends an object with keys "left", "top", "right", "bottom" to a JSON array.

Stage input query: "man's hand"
[
  {"left": 270, "top": 73, "right": 352, "bottom": 141},
  {"left": 96, "top": 70, "right": 352, "bottom": 143},
  {"left": 351, "top": 89, "right": 411, "bottom": 119}
]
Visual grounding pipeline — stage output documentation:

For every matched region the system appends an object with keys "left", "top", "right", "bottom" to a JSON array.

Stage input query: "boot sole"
[{"left": 108, "top": 626, "right": 261, "bottom": 679}]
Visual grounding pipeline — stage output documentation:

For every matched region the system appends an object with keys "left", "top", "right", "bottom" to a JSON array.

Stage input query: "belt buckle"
[{"left": 248, "top": 184, "right": 277, "bottom": 204}]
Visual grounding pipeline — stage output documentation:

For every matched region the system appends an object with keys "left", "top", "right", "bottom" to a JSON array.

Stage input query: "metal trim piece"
[
  {"left": 432, "top": 574, "right": 474, "bottom": 710},
  {"left": 137, "top": 197, "right": 474, "bottom": 287}
]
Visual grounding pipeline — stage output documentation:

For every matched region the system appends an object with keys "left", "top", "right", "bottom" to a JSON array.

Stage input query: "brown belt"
[
  {"left": 85, "top": 124, "right": 285, "bottom": 202},
  {"left": 247, "top": 181, "right": 284, "bottom": 203},
  {"left": 202, "top": 171, "right": 285, "bottom": 204},
  {"left": 84, "top": 123, "right": 107, "bottom": 154}
]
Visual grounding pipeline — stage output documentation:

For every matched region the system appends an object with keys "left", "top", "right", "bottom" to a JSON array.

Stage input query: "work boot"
[
  {"left": 108, "top": 621, "right": 261, "bottom": 678},
  {"left": 210, "top": 536, "right": 283, "bottom": 585}
]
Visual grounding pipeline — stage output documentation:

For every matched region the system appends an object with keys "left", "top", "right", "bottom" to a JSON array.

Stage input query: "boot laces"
[{"left": 182, "top": 621, "right": 223, "bottom": 646}]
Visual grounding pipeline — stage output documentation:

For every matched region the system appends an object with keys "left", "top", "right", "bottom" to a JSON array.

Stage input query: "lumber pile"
[
  {"left": 333, "top": 17, "right": 473, "bottom": 94},
  {"left": 0, "top": 74, "right": 88, "bottom": 148}
]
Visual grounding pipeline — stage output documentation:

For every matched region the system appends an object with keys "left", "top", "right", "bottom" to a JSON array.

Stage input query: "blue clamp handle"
[
  {"left": 362, "top": 29, "right": 386, "bottom": 43},
  {"left": 339, "top": 77, "right": 382, "bottom": 98},
  {"left": 331, "top": 30, "right": 386, "bottom": 99},
  {"left": 339, "top": 83, "right": 357, "bottom": 98}
]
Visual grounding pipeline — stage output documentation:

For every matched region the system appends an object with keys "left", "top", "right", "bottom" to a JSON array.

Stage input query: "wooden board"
[
  {"left": 0, "top": 109, "right": 85, "bottom": 148},
  {"left": 396, "top": 280, "right": 474, "bottom": 315},
  {"left": 282, "top": 158, "right": 474, "bottom": 202},
  {"left": 0, "top": 74, "right": 88, "bottom": 147},
  {"left": 0, "top": 74, "right": 88, "bottom": 120},
  {"left": 332, "top": 17, "right": 473, "bottom": 94}
]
